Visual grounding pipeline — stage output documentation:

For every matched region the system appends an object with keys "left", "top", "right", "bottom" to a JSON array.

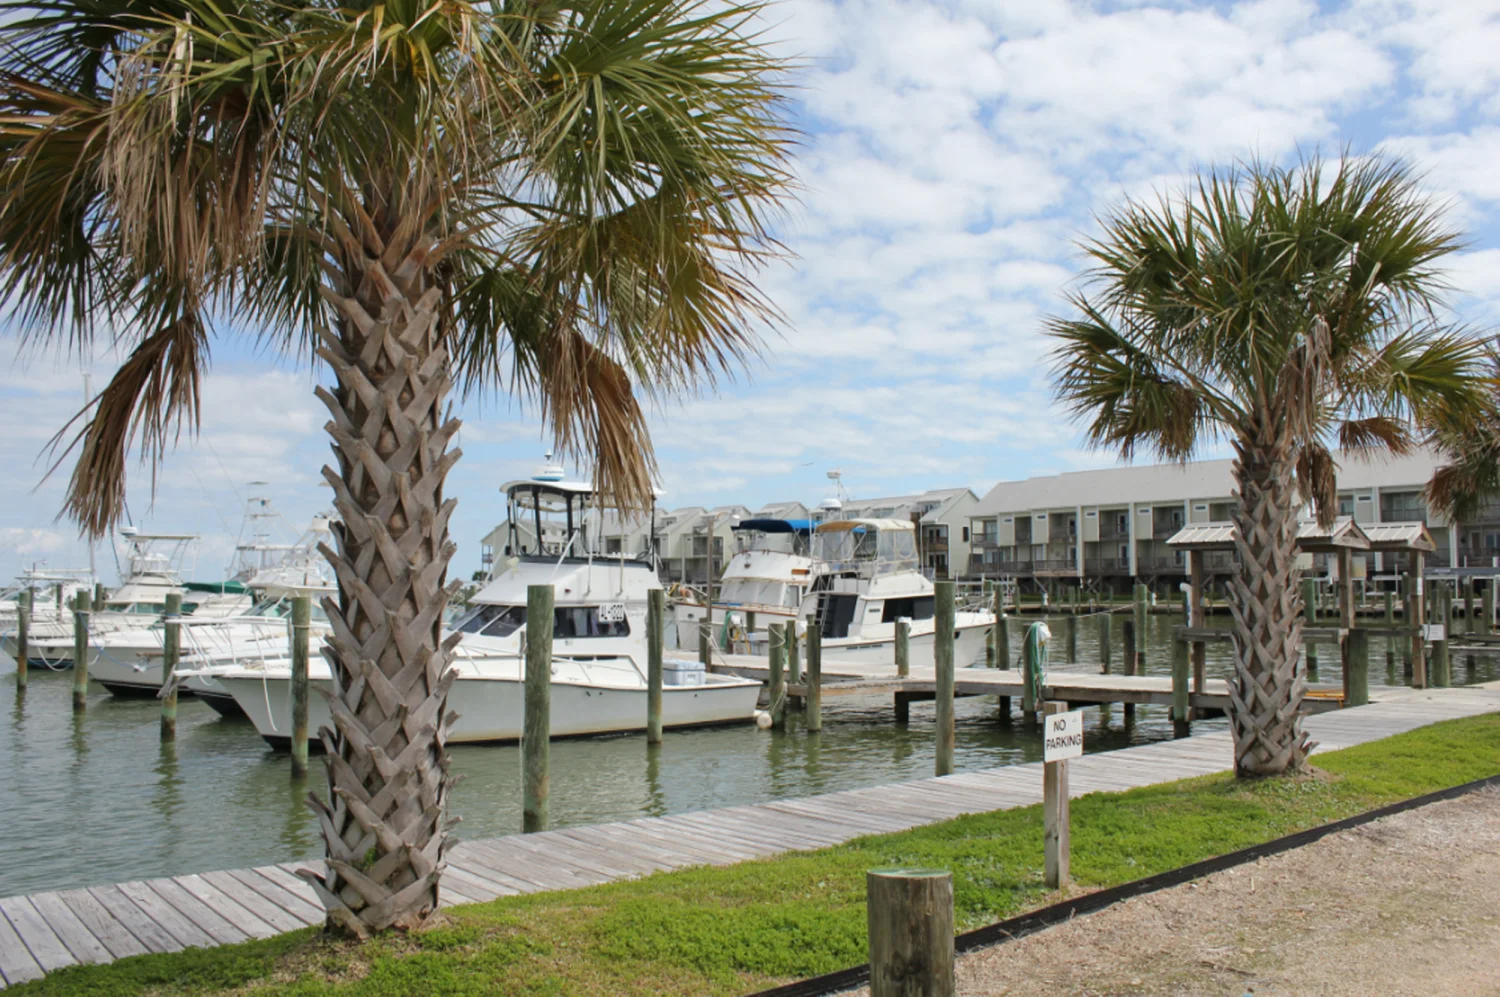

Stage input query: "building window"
[{"left": 961, "top": 526, "right": 970, "bottom": 543}]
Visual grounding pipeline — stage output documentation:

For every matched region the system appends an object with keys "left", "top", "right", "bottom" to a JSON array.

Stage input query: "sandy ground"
[{"left": 848, "top": 787, "right": 1500, "bottom": 996}]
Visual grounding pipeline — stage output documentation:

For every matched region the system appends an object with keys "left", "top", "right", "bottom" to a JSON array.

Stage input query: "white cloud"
[{"left": 0, "top": 528, "right": 66, "bottom": 556}]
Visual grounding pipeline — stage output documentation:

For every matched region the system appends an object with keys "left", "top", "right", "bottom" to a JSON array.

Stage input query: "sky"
[{"left": 3, "top": 0, "right": 1500, "bottom": 585}]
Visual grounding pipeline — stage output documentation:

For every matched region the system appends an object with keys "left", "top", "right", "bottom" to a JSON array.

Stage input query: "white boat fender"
[{"left": 754, "top": 709, "right": 773, "bottom": 730}]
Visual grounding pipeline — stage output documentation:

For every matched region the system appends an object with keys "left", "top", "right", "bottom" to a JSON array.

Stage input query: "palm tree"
[
  {"left": 1049, "top": 154, "right": 1489, "bottom": 778},
  {"left": 1427, "top": 343, "right": 1500, "bottom": 522},
  {"left": 0, "top": 0, "right": 791, "bottom": 935}
]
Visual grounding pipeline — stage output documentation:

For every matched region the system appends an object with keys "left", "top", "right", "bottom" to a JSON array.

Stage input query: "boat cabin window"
[
  {"left": 818, "top": 593, "right": 859, "bottom": 639},
  {"left": 453, "top": 604, "right": 628, "bottom": 638},
  {"left": 881, "top": 597, "right": 934, "bottom": 623},
  {"left": 107, "top": 601, "right": 168, "bottom": 615}
]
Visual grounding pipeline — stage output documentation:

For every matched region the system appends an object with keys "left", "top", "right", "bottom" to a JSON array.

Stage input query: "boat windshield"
[
  {"left": 245, "top": 597, "right": 331, "bottom": 623},
  {"left": 452, "top": 603, "right": 630, "bottom": 638},
  {"left": 812, "top": 523, "right": 918, "bottom": 576},
  {"left": 719, "top": 579, "right": 798, "bottom": 609}
]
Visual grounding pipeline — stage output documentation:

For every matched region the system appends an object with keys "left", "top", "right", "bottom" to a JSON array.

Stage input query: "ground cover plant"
[{"left": 20, "top": 711, "right": 1500, "bottom": 996}]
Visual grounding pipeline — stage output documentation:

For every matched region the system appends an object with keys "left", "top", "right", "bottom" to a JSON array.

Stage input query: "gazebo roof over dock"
[
  {"left": 1361, "top": 522, "right": 1438, "bottom": 553},
  {"left": 1165, "top": 517, "right": 1373, "bottom": 553}
]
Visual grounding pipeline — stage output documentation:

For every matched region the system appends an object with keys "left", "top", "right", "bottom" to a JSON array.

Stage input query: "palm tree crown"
[{"left": 2, "top": 0, "right": 792, "bottom": 529}]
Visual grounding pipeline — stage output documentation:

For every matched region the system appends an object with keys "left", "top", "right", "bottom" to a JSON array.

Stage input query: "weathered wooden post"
[
  {"left": 1464, "top": 577, "right": 1475, "bottom": 633},
  {"left": 934, "top": 580, "right": 955, "bottom": 776},
  {"left": 52, "top": 583, "right": 63, "bottom": 622},
  {"left": 1063, "top": 613, "right": 1077, "bottom": 663},
  {"left": 787, "top": 622, "right": 801, "bottom": 686},
  {"left": 806, "top": 615, "right": 823, "bottom": 735},
  {"left": 1384, "top": 589, "right": 1393, "bottom": 623},
  {"left": 1021, "top": 620, "right": 1043, "bottom": 719},
  {"left": 524, "top": 583, "right": 553, "bottom": 833},
  {"left": 1305, "top": 638, "right": 1319, "bottom": 681},
  {"left": 1042, "top": 701, "right": 1076, "bottom": 889},
  {"left": 94, "top": 582, "right": 106, "bottom": 610},
  {"left": 1171, "top": 634, "right": 1190, "bottom": 738},
  {"left": 1302, "top": 577, "right": 1317, "bottom": 625},
  {"left": 14, "top": 590, "right": 28, "bottom": 691},
  {"left": 698, "top": 621, "right": 711, "bottom": 668},
  {"left": 1121, "top": 617, "right": 1136, "bottom": 721},
  {"left": 895, "top": 620, "right": 911, "bottom": 678},
  {"left": 1132, "top": 582, "right": 1148, "bottom": 659},
  {"left": 1188, "top": 550, "right": 1206, "bottom": 701},
  {"left": 1344, "top": 628, "right": 1369, "bottom": 707},
  {"left": 287, "top": 594, "right": 311, "bottom": 774},
  {"left": 647, "top": 589, "right": 664, "bottom": 745},
  {"left": 1410, "top": 552, "right": 1427, "bottom": 688},
  {"left": 71, "top": 590, "right": 91, "bottom": 711},
  {"left": 995, "top": 613, "right": 1010, "bottom": 670},
  {"left": 1097, "top": 612, "right": 1111, "bottom": 673},
  {"left": 1431, "top": 596, "right": 1451, "bottom": 688},
  {"left": 768, "top": 623, "right": 785, "bottom": 729},
  {"left": 160, "top": 593, "right": 183, "bottom": 741},
  {"left": 866, "top": 868, "right": 954, "bottom": 997},
  {"left": 1483, "top": 580, "right": 1495, "bottom": 636}
]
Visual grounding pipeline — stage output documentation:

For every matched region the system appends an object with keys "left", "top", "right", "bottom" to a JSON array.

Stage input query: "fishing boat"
[
  {"left": 184, "top": 466, "right": 763, "bottom": 747},
  {"left": 802, "top": 519, "right": 992, "bottom": 668},
  {"left": 672, "top": 517, "right": 816, "bottom": 650},
  {"left": 89, "top": 513, "right": 338, "bottom": 697}
]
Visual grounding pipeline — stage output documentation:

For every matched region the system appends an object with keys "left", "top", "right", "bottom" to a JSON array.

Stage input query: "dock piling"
[
  {"left": 995, "top": 613, "right": 1010, "bottom": 670},
  {"left": 523, "top": 583, "right": 553, "bottom": 833},
  {"left": 1171, "top": 635, "right": 1190, "bottom": 738},
  {"left": 866, "top": 868, "right": 954, "bottom": 997},
  {"left": 1132, "top": 583, "right": 1148, "bottom": 659},
  {"left": 1302, "top": 577, "right": 1317, "bottom": 625},
  {"left": 895, "top": 620, "right": 910, "bottom": 678},
  {"left": 14, "top": 591, "right": 28, "bottom": 691},
  {"left": 1098, "top": 613, "right": 1111, "bottom": 673},
  {"left": 1342, "top": 628, "right": 1369, "bottom": 708},
  {"left": 289, "top": 595, "right": 311, "bottom": 774},
  {"left": 647, "top": 589, "right": 664, "bottom": 745},
  {"left": 806, "top": 615, "right": 823, "bottom": 735},
  {"left": 1306, "top": 640, "right": 1318, "bottom": 681},
  {"left": 934, "top": 581, "right": 955, "bottom": 776},
  {"left": 71, "top": 591, "right": 91, "bottom": 711},
  {"left": 1384, "top": 590, "right": 1393, "bottom": 623},
  {"left": 1021, "top": 621, "right": 1042, "bottom": 718},
  {"left": 1484, "top": 582, "right": 1495, "bottom": 636},
  {"left": 787, "top": 623, "right": 801, "bottom": 686},
  {"left": 160, "top": 593, "right": 183, "bottom": 742},
  {"left": 1063, "top": 613, "right": 1077, "bottom": 664},
  {"left": 1121, "top": 618, "right": 1136, "bottom": 721},
  {"left": 768, "top": 623, "right": 785, "bottom": 728}
]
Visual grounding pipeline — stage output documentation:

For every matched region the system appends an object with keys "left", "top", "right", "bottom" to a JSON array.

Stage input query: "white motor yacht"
[
  {"left": 673, "top": 517, "right": 816, "bottom": 651},
  {"left": 802, "top": 519, "right": 992, "bottom": 668},
  {"left": 185, "top": 469, "right": 763, "bottom": 747}
]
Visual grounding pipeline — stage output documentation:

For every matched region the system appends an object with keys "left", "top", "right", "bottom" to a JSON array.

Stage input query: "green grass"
[{"left": 21, "top": 712, "right": 1500, "bottom": 997}]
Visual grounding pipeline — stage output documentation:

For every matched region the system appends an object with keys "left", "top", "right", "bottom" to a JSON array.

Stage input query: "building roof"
[
  {"left": 1163, "top": 523, "right": 1238, "bottom": 550},
  {"left": 972, "top": 449, "right": 1444, "bottom": 517}
]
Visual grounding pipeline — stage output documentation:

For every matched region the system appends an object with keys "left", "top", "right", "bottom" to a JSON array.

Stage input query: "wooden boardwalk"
[{"left": 2, "top": 684, "right": 1498, "bottom": 987}]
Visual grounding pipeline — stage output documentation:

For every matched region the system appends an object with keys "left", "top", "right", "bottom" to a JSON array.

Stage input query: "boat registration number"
[{"left": 598, "top": 602, "right": 627, "bottom": 622}]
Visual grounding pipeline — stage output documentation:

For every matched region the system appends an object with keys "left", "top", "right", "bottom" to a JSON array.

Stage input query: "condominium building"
[
  {"left": 968, "top": 449, "right": 1498, "bottom": 592},
  {"left": 835, "top": 488, "right": 980, "bottom": 578}
]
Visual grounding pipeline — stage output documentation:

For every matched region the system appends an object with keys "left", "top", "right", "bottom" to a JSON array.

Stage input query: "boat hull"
[
  {"left": 821, "top": 620, "right": 991, "bottom": 670},
  {"left": 219, "top": 670, "right": 764, "bottom": 748}
]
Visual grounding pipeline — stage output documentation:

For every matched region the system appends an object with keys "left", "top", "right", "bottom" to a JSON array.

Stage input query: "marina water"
[{"left": 2, "top": 613, "right": 1489, "bottom": 898}]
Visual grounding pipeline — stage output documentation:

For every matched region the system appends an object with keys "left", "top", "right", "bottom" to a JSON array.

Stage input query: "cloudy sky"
[{"left": 3, "top": 0, "right": 1499, "bottom": 585}]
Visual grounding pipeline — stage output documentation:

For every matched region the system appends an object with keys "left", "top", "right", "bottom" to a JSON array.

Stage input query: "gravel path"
[{"left": 850, "top": 787, "right": 1500, "bottom": 996}]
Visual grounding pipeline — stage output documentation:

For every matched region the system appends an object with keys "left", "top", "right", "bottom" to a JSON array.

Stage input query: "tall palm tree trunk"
[
  {"left": 1226, "top": 429, "right": 1312, "bottom": 776},
  {"left": 298, "top": 206, "right": 461, "bottom": 938}
]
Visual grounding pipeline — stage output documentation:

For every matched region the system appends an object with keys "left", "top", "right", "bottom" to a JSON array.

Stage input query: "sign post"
[{"left": 1043, "top": 702, "right": 1082, "bottom": 889}]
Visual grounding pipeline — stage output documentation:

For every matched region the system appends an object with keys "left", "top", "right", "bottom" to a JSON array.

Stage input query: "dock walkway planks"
[{"left": 3, "top": 684, "right": 1499, "bottom": 987}]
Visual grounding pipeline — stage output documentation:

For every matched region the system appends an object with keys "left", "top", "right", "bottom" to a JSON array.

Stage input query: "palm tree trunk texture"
[
  {"left": 297, "top": 214, "right": 463, "bottom": 937},
  {"left": 1226, "top": 435, "right": 1313, "bottom": 777}
]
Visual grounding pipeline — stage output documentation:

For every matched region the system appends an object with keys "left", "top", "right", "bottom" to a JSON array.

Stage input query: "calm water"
[{"left": 2, "top": 613, "right": 1494, "bottom": 898}]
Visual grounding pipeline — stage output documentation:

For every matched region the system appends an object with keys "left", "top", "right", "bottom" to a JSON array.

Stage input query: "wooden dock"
[
  {"left": 2, "top": 683, "right": 1498, "bottom": 987},
  {"left": 712, "top": 653, "right": 1349, "bottom": 714}
]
